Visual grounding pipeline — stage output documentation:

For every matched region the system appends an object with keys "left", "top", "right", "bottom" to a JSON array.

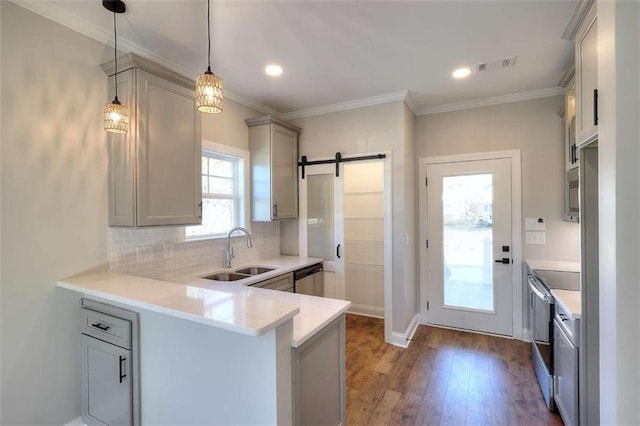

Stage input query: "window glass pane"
[
  {"left": 202, "top": 176, "right": 209, "bottom": 194},
  {"left": 442, "top": 173, "right": 494, "bottom": 312},
  {"left": 208, "top": 157, "right": 234, "bottom": 178},
  {"left": 209, "top": 177, "right": 233, "bottom": 195},
  {"left": 186, "top": 199, "right": 234, "bottom": 237},
  {"left": 307, "top": 174, "right": 335, "bottom": 260},
  {"left": 201, "top": 157, "right": 208, "bottom": 175}
]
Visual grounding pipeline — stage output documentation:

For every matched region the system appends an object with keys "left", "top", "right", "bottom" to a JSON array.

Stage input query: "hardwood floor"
[{"left": 345, "top": 314, "right": 563, "bottom": 426}]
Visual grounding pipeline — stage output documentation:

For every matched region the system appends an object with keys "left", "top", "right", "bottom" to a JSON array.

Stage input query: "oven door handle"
[{"left": 528, "top": 277, "right": 553, "bottom": 303}]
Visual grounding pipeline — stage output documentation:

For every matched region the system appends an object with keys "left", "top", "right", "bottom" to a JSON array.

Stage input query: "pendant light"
[
  {"left": 103, "top": 0, "right": 129, "bottom": 133},
  {"left": 195, "top": 0, "right": 223, "bottom": 113}
]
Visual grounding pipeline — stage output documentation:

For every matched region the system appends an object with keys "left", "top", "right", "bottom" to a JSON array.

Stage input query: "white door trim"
[
  {"left": 298, "top": 152, "right": 394, "bottom": 344},
  {"left": 418, "top": 150, "right": 523, "bottom": 340}
]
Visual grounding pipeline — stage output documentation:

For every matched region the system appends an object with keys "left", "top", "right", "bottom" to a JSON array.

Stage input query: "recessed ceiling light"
[
  {"left": 452, "top": 67, "right": 472, "bottom": 79},
  {"left": 265, "top": 64, "right": 283, "bottom": 77}
]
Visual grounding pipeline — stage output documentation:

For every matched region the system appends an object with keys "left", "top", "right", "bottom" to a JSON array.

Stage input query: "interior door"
[
  {"left": 426, "top": 158, "right": 513, "bottom": 336},
  {"left": 299, "top": 164, "right": 345, "bottom": 299}
]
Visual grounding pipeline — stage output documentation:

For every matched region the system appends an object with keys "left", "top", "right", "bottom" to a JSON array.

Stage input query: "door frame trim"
[{"left": 418, "top": 150, "right": 523, "bottom": 340}]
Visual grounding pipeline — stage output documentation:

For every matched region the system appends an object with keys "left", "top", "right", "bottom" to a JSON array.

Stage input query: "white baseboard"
[
  {"left": 347, "top": 304, "right": 384, "bottom": 319},
  {"left": 390, "top": 314, "right": 420, "bottom": 348},
  {"left": 522, "top": 328, "right": 532, "bottom": 342},
  {"left": 64, "top": 417, "right": 86, "bottom": 426}
]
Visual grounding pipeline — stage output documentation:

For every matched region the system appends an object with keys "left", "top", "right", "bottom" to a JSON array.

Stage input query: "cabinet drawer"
[{"left": 81, "top": 308, "right": 131, "bottom": 350}]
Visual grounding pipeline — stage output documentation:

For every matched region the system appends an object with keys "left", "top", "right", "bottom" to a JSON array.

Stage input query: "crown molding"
[
  {"left": 280, "top": 91, "right": 410, "bottom": 121},
  {"left": 8, "top": 0, "right": 280, "bottom": 117},
  {"left": 415, "top": 87, "right": 566, "bottom": 116},
  {"left": 558, "top": 62, "right": 575, "bottom": 88},
  {"left": 223, "top": 90, "right": 282, "bottom": 117},
  {"left": 561, "top": 0, "right": 595, "bottom": 41},
  {"left": 403, "top": 92, "right": 418, "bottom": 116}
]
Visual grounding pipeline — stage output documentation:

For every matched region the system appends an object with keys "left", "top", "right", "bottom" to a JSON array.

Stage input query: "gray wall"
[
  {"left": 1, "top": 3, "right": 109, "bottom": 423},
  {"left": 415, "top": 96, "right": 581, "bottom": 262}
]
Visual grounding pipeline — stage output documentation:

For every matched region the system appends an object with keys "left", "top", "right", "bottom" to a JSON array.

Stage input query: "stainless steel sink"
[
  {"left": 235, "top": 266, "right": 275, "bottom": 276},
  {"left": 201, "top": 272, "right": 250, "bottom": 282}
]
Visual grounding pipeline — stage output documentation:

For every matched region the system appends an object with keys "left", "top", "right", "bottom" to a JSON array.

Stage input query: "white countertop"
[
  {"left": 57, "top": 256, "right": 351, "bottom": 347},
  {"left": 551, "top": 289, "right": 582, "bottom": 319},
  {"left": 526, "top": 259, "right": 581, "bottom": 273}
]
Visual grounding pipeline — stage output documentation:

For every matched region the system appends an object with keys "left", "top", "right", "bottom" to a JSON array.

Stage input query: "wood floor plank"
[{"left": 345, "top": 315, "right": 563, "bottom": 426}]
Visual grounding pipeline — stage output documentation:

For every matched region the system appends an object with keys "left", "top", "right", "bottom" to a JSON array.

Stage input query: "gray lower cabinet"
[
  {"left": 293, "top": 314, "right": 345, "bottom": 425},
  {"left": 554, "top": 320, "right": 579, "bottom": 426},
  {"left": 80, "top": 299, "right": 140, "bottom": 426},
  {"left": 81, "top": 336, "right": 132, "bottom": 426}
]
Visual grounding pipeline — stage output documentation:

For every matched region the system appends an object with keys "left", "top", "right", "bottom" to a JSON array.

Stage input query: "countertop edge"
[
  {"left": 550, "top": 289, "right": 582, "bottom": 320},
  {"left": 292, "top": 301, "right": 351, "bottom": 348},
  {"left": 57, "top": 277, "right": 301, "bottom": 337}
]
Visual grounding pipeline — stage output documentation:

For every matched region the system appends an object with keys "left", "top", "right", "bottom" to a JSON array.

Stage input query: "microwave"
[{"left": 565, "top": 168, "right": 579, "bottom": 222}]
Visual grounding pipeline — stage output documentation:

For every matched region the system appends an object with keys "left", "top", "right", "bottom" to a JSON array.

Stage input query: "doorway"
[
  {"left": 418, "top": 151, "right": 523, "bottom": 338},
  {"left": 299, "top": 155, "right": 392, "bottom": 342}
]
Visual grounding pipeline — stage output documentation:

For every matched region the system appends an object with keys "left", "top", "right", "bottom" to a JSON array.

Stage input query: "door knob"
[{"left": 494, "top": 258, "right": 511, "bottom": 264}]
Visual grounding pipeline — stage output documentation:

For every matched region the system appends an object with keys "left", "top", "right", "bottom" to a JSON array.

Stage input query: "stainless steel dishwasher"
[{"left": 294, "top": 263, "right": 324, "bottom": 296}]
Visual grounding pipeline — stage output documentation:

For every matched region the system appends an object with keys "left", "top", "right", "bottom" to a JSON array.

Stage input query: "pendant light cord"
[
  {"left": 207, "top": 0, "right": 212, "bottom": 73},
  {"left": 113, "top": 10, "right": 119, "bottom": 101}
]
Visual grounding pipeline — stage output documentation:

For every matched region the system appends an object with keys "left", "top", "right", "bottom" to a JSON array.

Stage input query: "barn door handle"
[{"left": 336, "top": 244, "right": 341, "bottom": 259}]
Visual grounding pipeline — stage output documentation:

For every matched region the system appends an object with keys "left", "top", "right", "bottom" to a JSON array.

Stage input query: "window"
[{"left": 183, "top": 141, "right": 249, "bottom": 240}]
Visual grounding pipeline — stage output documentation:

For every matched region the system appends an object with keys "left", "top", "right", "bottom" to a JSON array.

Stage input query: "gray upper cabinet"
[
  {"left": 101, "top": 54, "right": 202, "bottom": 227},
  {"left": 246, "top": 116, "right": 300, "bottom": 221},
  {"left": 574, "top": 4, "right": 597, "bottom": 146}
]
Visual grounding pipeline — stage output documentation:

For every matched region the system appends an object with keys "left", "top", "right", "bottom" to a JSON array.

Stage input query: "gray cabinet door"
[
  {"left": 293, "top": 315, "right": 345, "bottom": 425},
  {"left": 135, "top": 69, "right": 202, "bottom": 226},
  {"left": 554, "top": 322, "right": 579, "bottom": 426},
  {"left": 82, "top": 335, "right": 132, "bottom": 426},
  {"left": 270, "top": 124, "right": 298, "bottom": 219},
  {"left": 575, "top": 5, "right": 597, "bottom": 145}
]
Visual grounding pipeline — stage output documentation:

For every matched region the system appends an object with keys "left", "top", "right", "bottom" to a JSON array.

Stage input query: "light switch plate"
[{"left": 526, "top": 232, "right": 546, "bottom": 245}]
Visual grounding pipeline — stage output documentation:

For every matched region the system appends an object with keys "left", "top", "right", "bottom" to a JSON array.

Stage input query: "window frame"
[{"left": 178, "top": 140, "right": 250, "bottom": 241}]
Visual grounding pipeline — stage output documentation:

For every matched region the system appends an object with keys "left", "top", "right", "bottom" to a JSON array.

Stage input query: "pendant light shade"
[
  {"left": 196, "top": 69, "right": 223, "bottom": 113},
  {"left": 104, "top": 0, "right": 129, "bottom": 133},
  {"left": 104, "top": 98, "right": 129, "bottom": 133},
  {"left": 196, "top": 0, "right": 223, "bottom": 113}
]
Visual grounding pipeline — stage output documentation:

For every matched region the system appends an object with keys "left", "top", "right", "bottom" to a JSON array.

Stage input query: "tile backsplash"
[{"left": 108, "top": 222, "right": 280, "bottom": 281}]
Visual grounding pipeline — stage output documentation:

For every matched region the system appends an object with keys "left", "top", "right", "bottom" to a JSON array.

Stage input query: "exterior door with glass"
[
  {"left": 426, "top": 158, "right": 513, "bottom": 336},
  {"left": 298, "top": 164, "right": 345, "bottom": 299}
]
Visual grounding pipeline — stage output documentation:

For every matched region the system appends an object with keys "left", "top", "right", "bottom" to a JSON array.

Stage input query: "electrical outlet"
[
  {"left": 136, "top": 246, "right": 154, "bottom": 264},
  {"left": 163, "top": 243, "right": 174, "bottom": 259}
]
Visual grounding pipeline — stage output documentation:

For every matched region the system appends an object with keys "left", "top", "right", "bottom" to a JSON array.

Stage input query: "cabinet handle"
[
  {"left": 273, "top": 203, "right": 278, "bottom": 218},
  {"left": 119, "top": 356, "right": 127, "bottom": 383},
  {"left": 571, "top": 144, "right": 576, "bottom": 164},
  {"left": 593, "top": 89, "right": 598, "bottom": 126},
  {"left": 198, "top": 201, "right": 203, "bottom": 219},
  {"left": 91, "top": 323, "right": 110, "bottom": 332},
  {"left": 336, "top": 244, "right": 341, "bottom": 259}
]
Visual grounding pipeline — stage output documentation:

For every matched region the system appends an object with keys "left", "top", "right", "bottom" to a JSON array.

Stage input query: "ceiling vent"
[{"left": 476, "top": 56, "right": 517, "bottom": 73}]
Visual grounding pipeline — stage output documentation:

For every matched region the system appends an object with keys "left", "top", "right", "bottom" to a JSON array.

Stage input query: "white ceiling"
[{"left": 19, "top": 0, "right": 577, "bottom": 115}]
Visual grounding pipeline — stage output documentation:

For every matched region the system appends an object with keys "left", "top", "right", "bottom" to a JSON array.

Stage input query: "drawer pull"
[
  {"left": 119, "top": 356, "right": 127, "bottom": 383},
  {"left": 91, "top": 322, "right": 110, "bottom": 331}
]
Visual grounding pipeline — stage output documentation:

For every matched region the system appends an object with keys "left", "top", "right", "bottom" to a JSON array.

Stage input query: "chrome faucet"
[{"left": 225, "top": 227, "right": 253, "bottom": 269}]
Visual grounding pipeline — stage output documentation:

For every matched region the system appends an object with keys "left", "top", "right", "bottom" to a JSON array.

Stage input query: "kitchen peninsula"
[{"left": 58, "top": 256, "right": 350, "bottom": 425}]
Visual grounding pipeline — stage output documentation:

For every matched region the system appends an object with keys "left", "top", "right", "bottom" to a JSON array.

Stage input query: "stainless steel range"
[{"left": 527, "top": 266, "right": 580, "bottom": 410}]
